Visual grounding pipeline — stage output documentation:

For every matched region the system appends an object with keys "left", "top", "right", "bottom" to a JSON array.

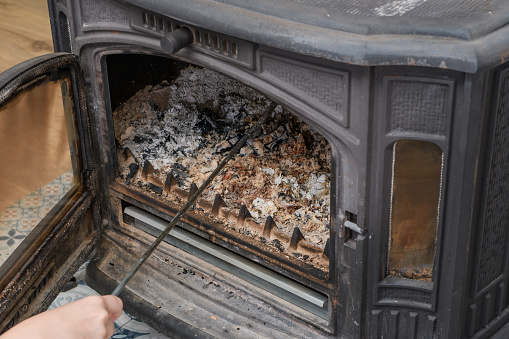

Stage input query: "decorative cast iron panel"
[
  {"left": 260, "top": 54, "right": 350, "bottom": 127},
  {"left": 386, "top": 79, "right": 450, "bottom": 137},
  {"left": 80, "top": 0, "right": 129, "bottom": 26},
  {"left": 369, "top": 309, "right": 436, "bottom": 339},
  {"left": 477, "top": 67, "right": 509, "bottom": 292},
  {"left": 466, "top": 281, "right": 509, "bottom": 337},
  {"left": 379, "top": 287, "right": 432, "bottom": 305}
]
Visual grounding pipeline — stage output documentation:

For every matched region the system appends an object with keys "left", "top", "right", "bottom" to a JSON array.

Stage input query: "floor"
[
  {"left": 0, "top": 1, "right": 169, "bottom": 337},
  {"left": 0, "top": 171, "right": 74, "bottom": 264},
  {"left": 0, "top": 0, "right": 54, "bottom": 73},
  {"left": 49, "top": 262, "right": 169, "bottom": 339}
]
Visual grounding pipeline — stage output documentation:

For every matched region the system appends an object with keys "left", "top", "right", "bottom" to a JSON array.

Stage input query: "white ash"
[
  {"left": 114, "top": 66, "right": 331, "bottom": 249},
  {"left": 250, "top": 198, "right": 278, "bottom": 219},
  {"left": 114, "top": 67, "right": 267, "bottom": 174}
]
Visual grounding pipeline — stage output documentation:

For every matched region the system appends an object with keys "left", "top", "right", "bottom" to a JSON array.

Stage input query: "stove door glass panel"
[
  {"left": 0, "top": 75, "right": 79, "bottom": 266},
  {"left": 388, "top": 139, "right": 443, "bottom": 281}
]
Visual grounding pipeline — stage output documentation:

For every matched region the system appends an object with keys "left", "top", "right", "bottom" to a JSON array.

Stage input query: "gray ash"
[{"left": 113, "top": 66, "right": 331, "bottom": 249}]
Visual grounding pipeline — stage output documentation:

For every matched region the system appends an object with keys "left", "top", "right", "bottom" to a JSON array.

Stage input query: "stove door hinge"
[{"left": 81, "top": 169, "right": 91, "bottom": 186}]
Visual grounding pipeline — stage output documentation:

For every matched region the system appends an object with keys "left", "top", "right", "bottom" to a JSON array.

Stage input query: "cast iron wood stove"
[{"left": 1, "top": 0, "right": 509, "bottom": 338}]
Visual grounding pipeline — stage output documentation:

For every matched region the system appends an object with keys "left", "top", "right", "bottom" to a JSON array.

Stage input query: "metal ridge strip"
[{"left": 124, "top": 206, "right": 328, "bottom": 310}]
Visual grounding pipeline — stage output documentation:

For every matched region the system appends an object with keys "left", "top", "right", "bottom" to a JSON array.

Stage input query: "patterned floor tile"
[
  {"left": 19, "top": 195, "right": 42, "bottom": 208},
  {"left": 0, "top": 207, "right": 22, "bottom": 221},
  {"left": 2, "top": 171, "right": 170, "bottom": 338},
  {"left": 16, "top": 218, "right": 40, "bottom": 234},
  {"left": 0, "top": 222, "right": 26, "bottom": 266},
  {"left": 0, "top": 171, "right": 75, "bottom": 257}
]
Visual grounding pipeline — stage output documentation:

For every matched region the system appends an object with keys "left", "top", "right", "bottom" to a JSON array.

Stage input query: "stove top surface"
[{"left": 119, "top": 0, "right": 509, "bottom": 72}]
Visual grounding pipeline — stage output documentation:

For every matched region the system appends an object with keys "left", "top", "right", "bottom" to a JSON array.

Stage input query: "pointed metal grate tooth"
[
  {"left": 188, "top": 183, "right": 198, "bottom": 198},
  {"left": 237, "top": 205, "right": 252, "bottom": 227},
  {"left": 289, "top": 227, "right": 305, "bottom": 250},
  {"left": 211, "top": 194, "right": 225, "bottom": 217},
  {"left": 263, "top": 216, "right": 276, "bottom": 239},
  {"left": 142, "top": 160, "right": 155, "bottom": 181},
  {"left": 188, "top": 183, "right": 198, "bottom": 210},
  {"left": 163, "top": 172, "right": 178, "bottom": 195},
  {"left": 123, "top": 147, "right": 135, "bottom": 161},
  {"left": 323, "top": 238, "right": 330, "bottom": 259}
]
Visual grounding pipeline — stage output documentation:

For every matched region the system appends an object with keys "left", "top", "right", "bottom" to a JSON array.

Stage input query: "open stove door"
[{"left": 0, "top": 53, "right": 99, "bottom": 332}]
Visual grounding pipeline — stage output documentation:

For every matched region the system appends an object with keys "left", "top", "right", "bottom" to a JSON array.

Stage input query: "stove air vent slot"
[
  {"left": 123, "top": 205, "right": 329, "bottom": 320},
  {"left": 142, "top": 11, "right": 179, "bottom": 33},
  {"left": 192, "top": 29, "right": 253, "bottom": 68},
  {"left": 131, "top": 9, "right": 254, "bottom": 68},
  {"left": 135, "top": 11, "right": 178, "bottom": 34}
]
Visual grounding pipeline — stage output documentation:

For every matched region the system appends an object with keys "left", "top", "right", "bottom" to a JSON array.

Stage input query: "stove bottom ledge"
[{"left": 86, "top": 232, "right": 333, "bottom": 339}]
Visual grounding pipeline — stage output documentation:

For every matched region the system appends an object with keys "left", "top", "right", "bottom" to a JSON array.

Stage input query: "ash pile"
[{"left": 114, "top": 67, "right": 331, "bottom": 269}]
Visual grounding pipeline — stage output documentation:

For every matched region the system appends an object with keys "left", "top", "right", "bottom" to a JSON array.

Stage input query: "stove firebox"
[{"left": 46, "top": 0, "right": 509, "bottom": 338}]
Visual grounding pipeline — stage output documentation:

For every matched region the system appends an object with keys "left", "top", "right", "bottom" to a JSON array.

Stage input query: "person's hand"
[{"left": 1, "top": 295, "right": 123, "bottom": 339}]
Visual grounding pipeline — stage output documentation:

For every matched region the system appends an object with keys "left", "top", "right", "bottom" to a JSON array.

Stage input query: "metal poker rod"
[{"left": 111, "top": 101, "right": 277, "bottom": 296}]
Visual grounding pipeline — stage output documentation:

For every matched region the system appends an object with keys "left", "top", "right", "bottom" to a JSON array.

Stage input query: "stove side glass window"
[{"left": 388, "top": 139, "right": 443, "bottom": 281}]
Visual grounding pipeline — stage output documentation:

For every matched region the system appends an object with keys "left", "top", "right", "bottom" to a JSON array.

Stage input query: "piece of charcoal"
[
  {"left": 271, "top": 239, "right": 285, "bottom": 252},
  {"left": 173, "top": 163, "right": 189, "bottom": 173},
  {"left": 171, "top": 168, "right": 188, "bottom": 178},
  {"left": 148, "top": 183, "right": 163, "bottom": 194},
  {"left": 126, "top": 163, "right": 139, "bottom": 185}
]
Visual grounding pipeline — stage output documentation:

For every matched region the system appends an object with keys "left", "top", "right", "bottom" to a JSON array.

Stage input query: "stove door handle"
[{"left": 160, "top": 27, "right": 194, "bottom": 54}]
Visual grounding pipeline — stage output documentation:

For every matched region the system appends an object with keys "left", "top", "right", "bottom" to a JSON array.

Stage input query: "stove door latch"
[{"left": 341, "top": 211, "right": 366, "bottom": 239}]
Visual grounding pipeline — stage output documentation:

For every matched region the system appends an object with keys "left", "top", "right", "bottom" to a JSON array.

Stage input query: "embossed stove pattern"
[
  {"left": 386, "top": 79, "right": 451, "bottom": 136},
  {"left": 477, "top": 67, "right": 509, "bottom": 292},
  {"left": 260, "top": 54, "right": 350, "bottom": 127}
]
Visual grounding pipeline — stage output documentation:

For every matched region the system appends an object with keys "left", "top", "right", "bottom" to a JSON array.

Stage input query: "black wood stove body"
[{"left": 1, "top": 1, "right": 509, "bottom": 338}]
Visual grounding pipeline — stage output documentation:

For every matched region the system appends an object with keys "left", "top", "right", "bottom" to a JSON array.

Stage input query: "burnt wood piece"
[
  {"left": 148, "top": 183, "right": 163, "bottom": 194},
  {"left": 126, "top": 163, "right": 140, "bottom": 185}
]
